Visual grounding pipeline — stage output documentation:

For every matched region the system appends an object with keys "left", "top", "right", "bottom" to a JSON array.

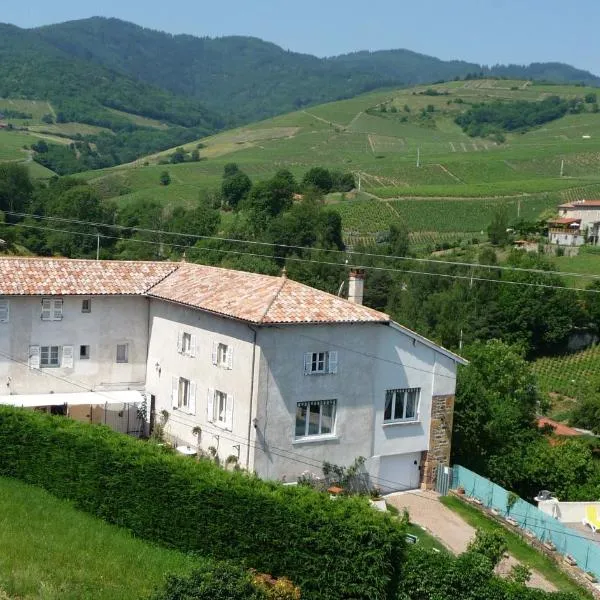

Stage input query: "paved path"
[{"left": 385, "top": 490, "right": 557, "bottom": 593}]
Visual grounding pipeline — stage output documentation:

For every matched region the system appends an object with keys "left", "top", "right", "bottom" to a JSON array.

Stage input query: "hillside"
[
  {"left": 35, "top": 17, "right": 600, "bottom": 123},
  {"left": 78, "top": 79, "right": 600, "bottom": 251}
]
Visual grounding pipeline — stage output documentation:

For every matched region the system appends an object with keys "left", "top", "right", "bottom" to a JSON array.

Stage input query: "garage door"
[{"left": 377, "top": 452, "right": 421, "bottom": 493}]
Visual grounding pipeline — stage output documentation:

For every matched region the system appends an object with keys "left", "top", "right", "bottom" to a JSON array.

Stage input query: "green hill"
[
  {"left": 78, "top": 79, "right": 600, "bottom": 248},
  {"left": 35, "top": 17, "right": 600, "bottom": 124}
]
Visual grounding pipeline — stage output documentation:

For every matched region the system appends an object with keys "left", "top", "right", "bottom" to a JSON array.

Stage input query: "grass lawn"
[
  {"left": 440, "top": 495, "right": 590, "bottom": 598},
  {"left": 405, "top": 523, "right": 448, "bottom": 553},
  {"left": 0, "top": 477, "right": 204, "bottom": 600}
]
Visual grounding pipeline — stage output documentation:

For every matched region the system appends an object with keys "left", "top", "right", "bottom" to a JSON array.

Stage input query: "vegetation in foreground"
[
  {"left": 0, "top": 476, "right": 202, "bottom": 600},
  {"left": 440, "top": 495, "right": 590, "bottom": 598}
]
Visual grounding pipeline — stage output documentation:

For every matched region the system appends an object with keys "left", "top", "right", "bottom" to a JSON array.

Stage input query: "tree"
[
  {"left": 190, "top": 149, "right": 200, "bottom": 162},
  {"left": 41, "top": 113, "right": 54, "bottom": 124},
  {"left": 159, "top": 171, "right": 171, "bottom": 186},
  {"left": 169, "top": 147, "right": 186, "bottom": 164},
  {"left": 0, "top": 163, "right": 33, "bottom": 214},
  {"left": 388, "top": 221, "right": 410, "bottom": 257},
  {"left": 467, "top": 529, "right": 507, "bottom": 567},
  {"left": 302, "top": 167, "right": 333, "bottom": 194},
  {"left": 487, "top": 210, "right": 510, "bottom": 246},
  {"left": 221, "top": 169, "right": 251, "bottom": 210},
  {"left": 452, "top": 340, "right": 540, "bottom": 476},
  {"left": 585, "top": 92, "right": 597, "bottom": 104}
]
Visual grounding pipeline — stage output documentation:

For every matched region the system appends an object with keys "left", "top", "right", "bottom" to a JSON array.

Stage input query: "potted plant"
[
  {"left": 456, "top": 485, "right": 465, "bottom": 495},
  {"left": 564, "top": 554, "right": 577, "bottom": 567}
]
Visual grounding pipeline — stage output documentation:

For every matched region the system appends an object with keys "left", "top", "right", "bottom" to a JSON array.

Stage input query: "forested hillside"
[{"left": 35, "top": 17, "right": 600, "bottom": 123}]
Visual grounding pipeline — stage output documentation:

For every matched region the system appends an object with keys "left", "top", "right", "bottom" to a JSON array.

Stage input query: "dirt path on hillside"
[{"left": 386, "top": 490, "right": 558, "bottom": 593}]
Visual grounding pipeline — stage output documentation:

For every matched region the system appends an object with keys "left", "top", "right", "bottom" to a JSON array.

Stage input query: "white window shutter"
[
  {"left": 226, "top": 394, "right": 234, "bottom": 430},
  {"left": 207, "top": 388, "right": 215, "bottom": 422},
  {"left": 177, "top": 331, "right": 183, "bottom": 354},
  {"left": 171, "top": 376, "right": 179, "bottom": 410},
  {"left": 62, "top": 346, "right": 74, "bottom": 369},
  {"left": 41, "top": 299, "right": 52, "bottom": 320},
  {"left": 0, "top": 299, "right": 9, "bottom": 323},
  {"left": 29, "top": 346, "right": 40, "bottom": 369},
  {"left": 212, "top": 342, "right": 218, "bottom": 366},
  {"left": 227, "top": 347, "right": 233, "bottom": 370},
  {"left": 303, "top": 352, "right": 311, "bottom": 375},
  {"left": 53, "top": 299, "right": 63, "bottom": 320},
  {"left": 188, "top": 382, "right": 197, "bottom": 415},
  {"left": 190, "top": 335, "right": 197, "bottom": 358},
  {"left": 328, "top": 351, "right": 338, "bottom": 374}
]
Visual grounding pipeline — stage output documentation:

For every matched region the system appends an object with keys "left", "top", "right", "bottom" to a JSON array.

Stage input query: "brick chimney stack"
[{"left": 348, "top": 269, "right": 365, "bottom": 305}]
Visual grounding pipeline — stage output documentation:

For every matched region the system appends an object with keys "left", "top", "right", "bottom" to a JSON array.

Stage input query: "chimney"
[{"left": 348, "top": 269, "right": 365, "bottom": 305}]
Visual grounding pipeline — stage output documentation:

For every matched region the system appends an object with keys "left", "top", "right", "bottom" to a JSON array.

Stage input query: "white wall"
[
  {"left": 549, "top": 231, "right": 585, "bottom": 246},
  {"left": 145, "top": 299, "right": 259, "bottom": 468},
  {"left": 537, "top": 500, "right": 600, "bottom": 524},
  {"left": 253, "top": 322, "right": 458, "bottom": 490},
  {"left": 0, "top": 296, "right": 149, "bottom": 396}
]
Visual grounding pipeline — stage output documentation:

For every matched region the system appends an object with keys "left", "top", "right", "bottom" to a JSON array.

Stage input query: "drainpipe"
[{"left": 246, "top": 325, "right": 258, "bottom": 470}]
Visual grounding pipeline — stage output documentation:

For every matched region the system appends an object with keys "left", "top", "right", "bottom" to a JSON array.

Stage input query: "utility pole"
[
  {"left": 96, "top": 233, "right": 100, "bottom": 261},
  {"left": 358, "top": 173, "right": 362, "bottom": 192},
  {"left": 416, "top": 147, "right": 421, "bottom": 168},
  {"left": 560, "top": 160, "right": 565, "bottom": 177},
  {"left": 517, "top": 198, "right": 521, "bottom": 219}
]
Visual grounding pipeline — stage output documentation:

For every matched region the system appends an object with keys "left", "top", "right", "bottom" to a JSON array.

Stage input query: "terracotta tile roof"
[
  {"left": 538, "top": 417, "right": 582, "bottom": 437},
  {"left": 559, "top": 200, "right": 600, "bottom": 209},
  {"left": 147, "top": 262, "right": 389, "bottom": 325},
  {"left": 0, "top": 258, "right": 177, "bottom": 296},
  {"left": 548, "top": 218, "right": 581, "bottom": 225}
]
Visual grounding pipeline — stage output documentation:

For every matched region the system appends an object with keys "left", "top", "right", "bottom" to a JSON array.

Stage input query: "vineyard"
[{"left": 532, "top": 344, "right": 600, "bottom": 404}]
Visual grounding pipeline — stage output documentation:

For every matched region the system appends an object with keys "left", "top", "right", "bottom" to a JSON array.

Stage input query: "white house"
[
  {"left": 0, "top": 257, "right": 466, "bottom": 491},
  {"left": 557, "top": 200, "right": 600, "bottom": 245}
]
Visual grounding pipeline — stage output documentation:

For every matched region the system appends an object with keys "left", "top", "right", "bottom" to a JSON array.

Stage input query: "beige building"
[
  {"left": 0, "top": 257, "right": 465, "bottom": 491},
  {"left": 557, "top": 200, "right": 600, "bottom": 245}
]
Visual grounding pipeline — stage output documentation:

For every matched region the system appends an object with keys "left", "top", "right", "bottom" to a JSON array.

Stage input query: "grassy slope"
[
  {"left": 440, "top": 495, "right": 590, "bottom": 598},
  {"left": 0, "top": 476, "right": 202, "bottom": 600},
  {"left": 73, "top": 80, "right": 600, "bottom": 240}
]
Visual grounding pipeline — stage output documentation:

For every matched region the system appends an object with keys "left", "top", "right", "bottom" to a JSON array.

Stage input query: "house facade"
[
  {"left": 0, "top": 257, "right": 465, "bottom": 491},
  {"left": 547, "top": 218, "right": 585, "bottom": 247},
  {"left": 557, "top": 200, "right": 600, "bottom": 246}
]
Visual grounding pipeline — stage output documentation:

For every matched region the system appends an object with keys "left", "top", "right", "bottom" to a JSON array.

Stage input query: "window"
[
  {"left": 41, "top": 298, "right": 63, "bottom": 321},
  {"left": 207, "top": 388, "right": 233, "bottom": 429},
  {"left": 116, "top": 344, "right": 129, "bottom": 363},
  {"left": 303, "top": 351, "right": 338, "bottom": 375},
  {"left": 40, "top": 345, "right": 61, "bottom": 368},
  {"left": 212, "top": 342, "right": 233, "bottom": 369},
  {"left": 178, "top": 378, "right": 190, "bottom": 410},
  {"left": 81, "top": 299, "right": 91, "bottom": 313},
  {"left": 171, "top": 377, "right": 196, "bottom": 414},
  {"left": 295, "top": 400, "right": 336, "bottom": 438},
  {"left": 384, "top": 388, "right": 420, "bottom": 423},
  {"left": 80, "top": 345, "right": 90, "bottom": 360},
  {"left": 178, "top": 331, "right": 196, "bottom": 357},
  {"left": 0, "top": 299, "right": 8, "bottom": 323}
]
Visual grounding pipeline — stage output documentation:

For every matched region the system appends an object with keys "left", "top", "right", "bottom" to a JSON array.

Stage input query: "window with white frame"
[
  {"left": 178, "top": 331, "right": 196, "bottom": 357},
  {"left": 171, "top": 376, "right": 196, "bottom": 414},
  {"left": 384, "top": 388, "right": 420, "bottom": 423},
  {"left": 212, "top": 342, "right": 232, "bottom": 369},
  {"left": 295, "top": 399, "right": 336, "bottom": 438},
  {"left": 303, "top": 351, "right": 338, "bottom": 375},
  {"left": 207, "top": 388, "right": 233, "bottom": 429},
  {"left": 0, "top": 299, "right": 8, "bottom": 323},
  {"left": 116, "top": 344, "right": 129, "bottom": 363},
  {"left": 40, "top": 345, "right": 61, "bottom": 368},
  {"left": 41, "top": 298, "right": 63, "bottom": 321}
]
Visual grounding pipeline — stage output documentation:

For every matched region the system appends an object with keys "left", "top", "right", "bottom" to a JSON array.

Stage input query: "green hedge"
[{"left": 0, "top": 408, "right": 404, "bottom": 600}]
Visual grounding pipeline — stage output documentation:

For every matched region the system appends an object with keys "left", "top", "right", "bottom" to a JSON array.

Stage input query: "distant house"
[
  {"left": 0, "top": 258, "right": 466, "bottom": 492},
  {"left": 557, "top": 200, "right": 600, "bottom": 246},
  {"left": 547, "top": 218, "right": 585, "bottom": 247}
]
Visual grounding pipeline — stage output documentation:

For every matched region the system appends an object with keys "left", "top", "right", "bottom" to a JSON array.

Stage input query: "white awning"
[{"left": 0, "top": 390, "right": 145, "bottom": 408}]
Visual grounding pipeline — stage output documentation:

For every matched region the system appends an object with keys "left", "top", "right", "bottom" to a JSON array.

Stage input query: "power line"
[
  {"left": 5, "top": 210, "right": 600, "bottom": 281},
  {"left": 5, "top": 221, "right": 599, "bottom": 295}
]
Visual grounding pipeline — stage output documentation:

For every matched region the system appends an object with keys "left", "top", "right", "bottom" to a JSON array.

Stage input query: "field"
[
  {"left": 61, "top": 79, "right": 600, "bottom": 245},
  {"left": 532, "top": 344, "right": 600, "bottom": 408},
  {"left": 0, "top": 476, "right": 202, "bottom": 599}
]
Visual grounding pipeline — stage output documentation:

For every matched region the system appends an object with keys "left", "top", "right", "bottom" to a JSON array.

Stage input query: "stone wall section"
[{"left": 421, "top": 394, "right": 454, "bottom": 489}]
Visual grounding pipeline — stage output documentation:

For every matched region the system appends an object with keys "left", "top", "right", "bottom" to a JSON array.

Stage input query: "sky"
[{"left": 3, "top": 0, "right": 600, "bottom": 75}]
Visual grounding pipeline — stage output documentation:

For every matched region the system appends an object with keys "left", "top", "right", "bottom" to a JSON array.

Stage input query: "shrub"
[
  {"left": 0, "top": 408, "right": 404, "bottom": 600},
  {"left": 467, "top": 529, "right": 508, "bottom": 567}
]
